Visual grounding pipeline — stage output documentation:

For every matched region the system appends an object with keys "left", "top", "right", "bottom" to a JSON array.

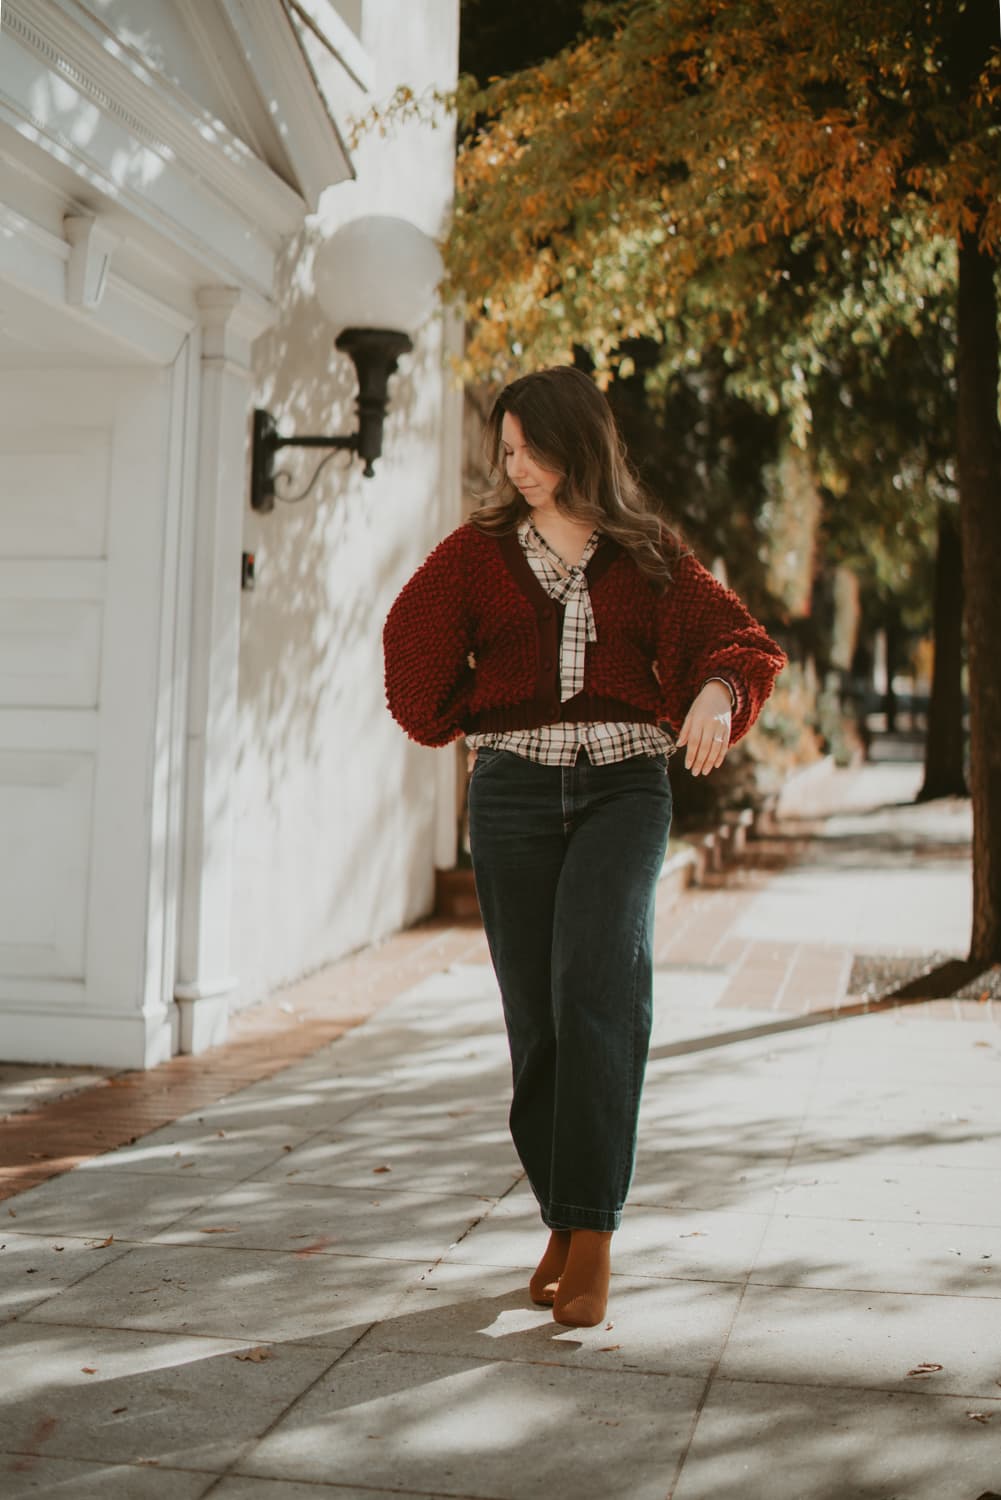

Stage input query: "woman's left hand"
[{"left": 677, "top": 681, "right": 732, "bottom": 776}]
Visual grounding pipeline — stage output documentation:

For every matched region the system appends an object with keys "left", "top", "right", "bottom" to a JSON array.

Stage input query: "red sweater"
[{"left": 384, "top": 523, "right": 785, "bottom": 748}]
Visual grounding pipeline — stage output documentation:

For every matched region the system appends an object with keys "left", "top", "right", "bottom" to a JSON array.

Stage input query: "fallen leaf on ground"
[
  {"left": 197, "top": 1226, "right": 240, "bottom": 1234},
  {"left": 234, "top": 1347, "right": 274, "bottom": 1362},
  {"left": 27, "top": 1416, "right": 57, "bottom": 1446},
  {"left": 87, "top": 1234, "right": 114, "bottom": 1248},
  {"left": 967, "top": 1411, "right": 993, "bottom": 1423},
  {"left": 599, "top": 1344, "right": 622, "bottom": 1352},
  {"left": 81, "top": 1367, "right": 97, "bottom": 1375},
  {"left": 7, "top": 1208, "right": 15, "bottom": 1217},
  {"left": 907, "top": 1362, "right": 944, "bottom": 1377},
  {"left": 112, "top": 1407, "right": 128, "bottom": 1414},
  {"left": 372, "top": 1165, "right": 392, "bottom": 1174},
  {"left": 293, "top": 1237, "right": 335, "bottom": 1257},
  {"left": 680, "top": 1231, "right": 706, "bottom": 1238}
]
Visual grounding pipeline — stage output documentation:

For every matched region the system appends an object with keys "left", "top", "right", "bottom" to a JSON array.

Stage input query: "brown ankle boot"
[
  {"left": 529, "top": 1229, "right": 571, "bottom": 1306},
  {"left": 552, "top": 1229, "right": 612, "bottom": 1327}
]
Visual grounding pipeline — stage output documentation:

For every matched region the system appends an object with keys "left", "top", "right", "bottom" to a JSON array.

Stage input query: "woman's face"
[{"left": 501, "top": 412, "right": 560, "bottom": 508}]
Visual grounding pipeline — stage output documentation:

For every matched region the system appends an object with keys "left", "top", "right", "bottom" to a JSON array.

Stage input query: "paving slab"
[
  {"left": 718, "top": 1282, "right": 1001, "bottom": 1398},
  {"left": 153, "top": 1180, "right": 494, "bottom": 1261},
  {"left": 750, "top": 1212, "right": 1001, "bottom": 1297},
  {"left": 0, "top": 1321, "right": 335, "bottom": 1473},
  {"left": 0, "top": 1230, "right": 131, "bottom": 1323},
  {"left": 0, "top": 1170, "right": 225, "bottom": 1242},
  {"left": 628, "top": 1147, "right": 793, "bottom": 1213},
  {"left": 209, "top": 1481, "right": 452, "bottom": 1500},
  {"left": 766, "top": 1158, "right": 1001, "bottom": 1226},
  {"left": 328, "top": 1095, "right": 510, "bottom": 1144},
  {"left": 806, "top": 1076, "right": 1001, "bottom": 1127},
  {"left": 363, "top": 1260, "right": 743, "bottom": 1378},
  {"left": 73, "top": 1121, "right": 320, "bottom": 1183},
  {"left": 0, "top": 1454, "right": 212, "bottom": 1498},
  {"left": 22, "top": 1241, "right": 426, "bottom": 1347},
  {"left": 171, "top": 1075, "right": 402, "bottom": 1135},
  {"left": 672, "top": 1379, "right": 1001, "bottom": 1500},
  {"left": 248, "top": 1128, "right": 521, "bottom": 1199},
  {"left": 444, "top": 1198, "right": 770, "bottom": 1285},
  {"left": 234, "top": 1348, "right": 705, "bottom": 1499}
]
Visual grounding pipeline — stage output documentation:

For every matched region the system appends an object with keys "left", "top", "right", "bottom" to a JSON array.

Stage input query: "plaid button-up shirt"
[{"left": 466, "top": 522, "right": 677, "bottom": 767}]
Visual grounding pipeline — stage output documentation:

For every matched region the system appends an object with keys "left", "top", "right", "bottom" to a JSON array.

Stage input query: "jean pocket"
[{"left": 470, "top": 745, "right": 504, "bottom": 773}]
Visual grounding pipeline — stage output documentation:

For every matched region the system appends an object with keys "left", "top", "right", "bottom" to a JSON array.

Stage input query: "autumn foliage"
[{"left": 439, "top": 0, "right": 1000, "bottom": 379}]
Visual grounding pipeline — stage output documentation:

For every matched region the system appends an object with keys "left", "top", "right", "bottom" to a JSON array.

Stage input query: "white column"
[
  {"left": 174, "top": 287, "right": 262, "bottom": 1051},
  {"left": 433, "top": 303, "right": 466, "bottom": 872}
]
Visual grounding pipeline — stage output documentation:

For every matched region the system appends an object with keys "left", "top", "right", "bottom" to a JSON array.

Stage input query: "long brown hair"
[{"left": 471, "top": 366, "right": 684, "bottom": 586}]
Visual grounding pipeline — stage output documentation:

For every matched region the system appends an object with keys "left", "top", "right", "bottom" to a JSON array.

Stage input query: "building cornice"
[
  {"left": 219, "top": 0, "right": 357, "bottom": 208},
  {"left": 11, "top": 1, "right": 311, "bottom": 226},
  {"left": 0, "top": 0, "right": 355, "bottom": 294}
]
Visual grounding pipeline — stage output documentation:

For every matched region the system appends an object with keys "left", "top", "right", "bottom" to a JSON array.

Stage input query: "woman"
[{"left": 384, "top": 366, "right": 785, "bottom": 1328}]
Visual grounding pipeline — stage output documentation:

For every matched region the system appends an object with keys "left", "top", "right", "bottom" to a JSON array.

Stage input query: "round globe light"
[{"left": 313, "top": 216, "right": 444, "bottom": 336}]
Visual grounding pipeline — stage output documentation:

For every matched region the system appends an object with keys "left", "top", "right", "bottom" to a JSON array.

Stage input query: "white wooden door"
[{"left": 0, "top": 367, "right": 180, "bottom": 1066}]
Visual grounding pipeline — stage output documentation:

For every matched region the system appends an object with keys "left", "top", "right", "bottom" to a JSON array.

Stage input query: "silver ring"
[{"left": 712, "top": 735, "right": 725, "bottom": 742}]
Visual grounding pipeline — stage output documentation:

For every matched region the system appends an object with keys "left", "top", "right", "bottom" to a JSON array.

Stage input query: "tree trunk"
[
  {"left": 917, "top": 502, "right": 968, "bottom": 801},
  {"left": 956, "top": 230, "right": 1001, "bottom": 964}
]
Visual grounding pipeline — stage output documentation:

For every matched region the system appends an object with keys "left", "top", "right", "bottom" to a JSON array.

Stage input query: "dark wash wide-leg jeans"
[{"left": 468, "top": 747, "right": 672, "bottom": 1232}]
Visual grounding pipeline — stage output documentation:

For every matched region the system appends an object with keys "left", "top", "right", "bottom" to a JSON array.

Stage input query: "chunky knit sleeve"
[
  {"left": 383, "top": 526, "right": 476, "bottom": 747},
  {"left": 660, "top": 553, "right": 786, "bottom": 743}
]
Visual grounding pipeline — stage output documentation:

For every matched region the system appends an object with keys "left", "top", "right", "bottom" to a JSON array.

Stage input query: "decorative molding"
[
  {"left": 220, "top": 0, "right": 355, "bottom": 210},
  {"left": 174, "top": 975, "right": 239, "bottom": 1002},
  {"left": 63, "top": 214, "right": 118, "bottom": 309},
  {"left": 0, "top": 204, "right": 194, "bottom": 363},
  {"left": 196, "top": 285, "right": 276, "bottom": 368},
  {"left": 4, "top": 0, "right": 309, "bottom": 235},
  {"left": 172, "top": 0, "right": 273, "bottom": 161}
]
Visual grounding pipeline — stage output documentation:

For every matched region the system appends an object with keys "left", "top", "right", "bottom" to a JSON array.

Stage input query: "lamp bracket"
[{"left": 250, "top": 327, "right": 412, "bottom": 512}]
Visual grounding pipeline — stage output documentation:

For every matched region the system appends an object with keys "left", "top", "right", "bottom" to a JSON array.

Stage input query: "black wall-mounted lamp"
[{"left": 250, "top": 216, "right": 443, "bottom": 513}]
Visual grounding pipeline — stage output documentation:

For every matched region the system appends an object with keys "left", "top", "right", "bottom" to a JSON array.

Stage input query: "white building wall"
[{"left": 232, "top": 0, "right": 461, "bottom": 1009}]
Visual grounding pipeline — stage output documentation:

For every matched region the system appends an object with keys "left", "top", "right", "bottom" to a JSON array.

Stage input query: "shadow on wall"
[{"left": 234, "top": 224, "right": 448, "bottom": 952}]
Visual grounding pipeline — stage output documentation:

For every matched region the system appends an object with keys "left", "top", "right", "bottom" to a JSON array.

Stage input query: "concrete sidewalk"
[{"left": 2, "top": 759, "right": 1000, "bottom": 1499}]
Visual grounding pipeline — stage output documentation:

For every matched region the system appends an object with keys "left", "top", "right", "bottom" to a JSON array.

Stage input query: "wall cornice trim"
[{"left": 0, "top": 0, "right": 353, "bottom": 296}]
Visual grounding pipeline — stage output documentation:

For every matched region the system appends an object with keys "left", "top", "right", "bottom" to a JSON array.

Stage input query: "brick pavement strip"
[{"left": 0, "top": 919, "right": 488, "bottom": 1204}]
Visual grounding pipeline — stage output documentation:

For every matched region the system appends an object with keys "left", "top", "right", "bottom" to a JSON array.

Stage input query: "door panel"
[{"left": 0, "top": 368, "right": 176, "bottom": 1064}]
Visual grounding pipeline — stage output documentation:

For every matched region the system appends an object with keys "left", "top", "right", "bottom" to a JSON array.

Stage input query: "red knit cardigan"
[{"left": 383, "top": 522, "right": 785, "bottom": 748}]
